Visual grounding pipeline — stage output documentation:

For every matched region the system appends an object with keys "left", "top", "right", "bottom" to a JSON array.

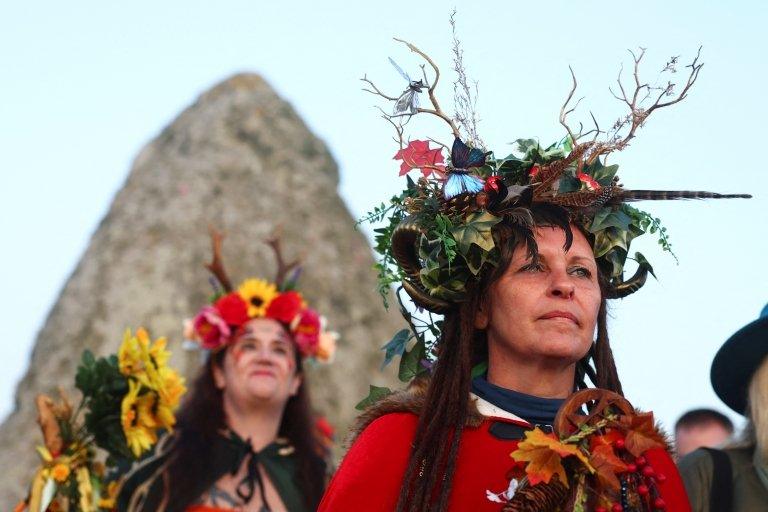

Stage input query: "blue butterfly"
[{"left": 443, "top": 138, "right": 490, "bottom": 199}]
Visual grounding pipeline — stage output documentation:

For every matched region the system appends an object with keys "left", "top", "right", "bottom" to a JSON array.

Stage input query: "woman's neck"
[
  {"left": 486, "top": 347, "right": 575, "bottom": 399},
  {"left": 222, "top": 395, "right": 284, "bottom": 452}
]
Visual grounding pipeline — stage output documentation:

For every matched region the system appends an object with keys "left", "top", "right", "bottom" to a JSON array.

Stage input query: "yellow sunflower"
[
  {"left": 118, "top": 329, "right": 143, "bottom": 377},
  {"left": 237, "top": 278, "right": 278, "bottom": 317},
  {"left": 154, "top": 367, "right": 186, "bottom": 431},
  {"left": 121, "top": 380, "right": 158, "bottom": 458},
  {"left": 119, "top": 328, "right": 170, "bottom": 393}
]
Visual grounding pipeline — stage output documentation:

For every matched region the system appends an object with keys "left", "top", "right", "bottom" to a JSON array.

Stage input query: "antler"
[
  {"left": 593, "top": 47, "right": 703, "bottom": 162},
  {"left": 265, "top": 233, "right": 301, "bottom": 289},
  {"left": 559, "top": 47, "right": 704, "bottom": 167},
  {"left": 205, "top": 228, "right": 234, "bottom": 293}
]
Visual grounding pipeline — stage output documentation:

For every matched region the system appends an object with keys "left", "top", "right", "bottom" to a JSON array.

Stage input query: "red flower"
[
  {"left": 484, "top": 175, "right": 503, "bottom": 193},
  {"left": 291, "top": 308, "right": 321, "bottom": 356},
  {"left": 394, "top": 140, "right": 445, "bottom": 178},
  {"left": 528, "top": 165, "right": 541, "bottom": 178},
  {"left": 315, "top": 416, "right": 335, "bottom": 440},
  {"left": 193, "top": 306, "right": 231, "bottom": 350},
  {"left": 214, "top": 293, "right": 250, "bottom": 327},
  {"left": 577, "top": 172, "right": 601, "bottom": 191},
  {"left": 266, "top": 291, "right": 304, "bottom": 324}
]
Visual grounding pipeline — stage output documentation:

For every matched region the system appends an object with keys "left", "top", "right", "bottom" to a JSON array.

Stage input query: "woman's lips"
[
  {"left": 249, "top": 369, "right": 276, "bottom": 378},
  {"left": 539, "top": 311, "right": 580, "bottom": 326}
]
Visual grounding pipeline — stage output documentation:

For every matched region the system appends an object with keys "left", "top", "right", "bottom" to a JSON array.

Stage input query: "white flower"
[{"left": 485, "top": 478, "right": 518, "bottom": 503}]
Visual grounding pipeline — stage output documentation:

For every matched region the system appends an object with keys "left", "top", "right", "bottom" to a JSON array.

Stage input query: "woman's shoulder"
[
  {"left": 347, "top": 379, "right": 428, "bottom": 445},
  {"left": 116, "top": 432, "right": 179, "bottom": 511}
]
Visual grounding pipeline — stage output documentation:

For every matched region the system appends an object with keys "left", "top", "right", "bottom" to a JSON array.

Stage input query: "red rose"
[
  {"left": 266, "top": 291, "right": 304, "bottom": 324},
  {"left": 214, "top": 293, "right": 250, "bottom": 327},
  {"left": 193, "top": 306, "right": 231, "bottom": 350},
  {"left": 292, "top": 308, "right": 321, "bottom": 356}
]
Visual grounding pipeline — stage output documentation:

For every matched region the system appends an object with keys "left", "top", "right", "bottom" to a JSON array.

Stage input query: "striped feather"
[{"left": 615, "top": 190, "right": 752, "bottom": 202}]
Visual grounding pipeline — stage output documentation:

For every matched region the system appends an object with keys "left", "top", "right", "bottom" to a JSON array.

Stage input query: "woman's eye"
[
  {"left": 240, "top": 342, "right": 256, "bottom": 350},
  {"left": 569, "top": 266, "right": 592, "bottom": 278},
  {"left": 520, "top": 262, "right": 543, "bottom": 273},
  {"left": 271, "top": 344, "right": 289, "bottom": 355}
]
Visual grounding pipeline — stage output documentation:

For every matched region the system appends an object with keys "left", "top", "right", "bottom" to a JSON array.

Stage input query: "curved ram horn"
[
  {"left": 391, "top": 215, "right": 455, "bottom": 313},
  {"left": 391, "top": 215, "right": 427, "bottom": 281},
  {"left": 402, "top": 278, "right": 453, "bottom": 314},
  {"left": 604, "top": 261, "right": 651, "bottom": 299}
]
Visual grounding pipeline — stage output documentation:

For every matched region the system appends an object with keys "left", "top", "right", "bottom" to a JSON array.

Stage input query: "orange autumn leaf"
[
  {"left": 510, "top": 427, "right": 593, "bottom": 487},
  {"left": 589, "top": 431, "right": 623, "bottom": 452},
  {"left": 619, "top": 412, "right": 666, "bottom": 457},
  {"left": 589, "top": 444, "right": 629, "bottom": 491}
]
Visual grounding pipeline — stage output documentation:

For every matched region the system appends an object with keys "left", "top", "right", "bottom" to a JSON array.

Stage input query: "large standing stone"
[{"left": 0, "top": 74, "right": 402, "bottom": 506}]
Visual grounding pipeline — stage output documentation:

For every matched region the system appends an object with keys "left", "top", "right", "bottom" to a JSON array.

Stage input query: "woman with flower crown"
[
  {"left": 319, "top": 40, "right": 749, "bottom": 512},
  {"left": 118, "top": 232, "right": 336, "bottom": 512}
]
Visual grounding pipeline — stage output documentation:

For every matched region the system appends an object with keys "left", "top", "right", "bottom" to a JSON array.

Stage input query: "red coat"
[{"left": 320, "top": 400, "right": 691, "bottom": 511}]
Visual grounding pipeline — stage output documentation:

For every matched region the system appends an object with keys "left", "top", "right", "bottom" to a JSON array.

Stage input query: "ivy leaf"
[
  {"left": 471, "top": 361, "right": 488, "bottom": 378},
  {"left": 463, "top": 243, "right": 499, "bottom": 276},
  {"left": 514, "top": 138, "right": 540, "bottom": 156},
  {"left": 589, "top": 208, "right": 632, "bottom": 233},
  {"left": 587, "top": 161, "right": 619, "bottom": 186},
  {"left": 398, "top": 340, "right": 427, "bottom": 382},
  {"left": 380, "top": 329, "right": 411, "bottom": 369},
  {"left": 562, "top": 135, "right": 574, "bottom": 153},
  {"left": 450, "top": 211, "right": 502, "bottom": 256},
  {"left": 355, "top": 385, "right": 393, "bottom": 411}
]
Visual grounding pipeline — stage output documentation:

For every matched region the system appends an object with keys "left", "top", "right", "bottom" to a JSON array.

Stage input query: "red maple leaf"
[
  {"left": 619, "top": 412, "right": 666, "bottom": 457},
  {"left": 394, "top": 140, "right": 445, "bottom": 178}
]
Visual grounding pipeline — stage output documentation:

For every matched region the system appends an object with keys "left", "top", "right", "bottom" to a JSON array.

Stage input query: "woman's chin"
[
  {"left": 243, "top": 383, "right": 280, "bottom": 401},
  {"left": 533, "top": 337, "right": 591, "bottom": 362}
]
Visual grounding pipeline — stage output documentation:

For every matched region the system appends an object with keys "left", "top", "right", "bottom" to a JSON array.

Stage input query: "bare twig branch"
[
  {"left": 560, "top": 66, "right": 585, "bottom": 143},
  {"left": 394, "top": 37, "right": 461, "bottom": 138},
  {"left": 588, "top": 47, "right": 704, "bottom": 164},
  {"left": 450, "top": 9, "right": 484, "bottom": 147},
  {"left": 361, "top": 74, "right": 399, "bottom": 101},
  {"left": 380, "top": 110, "right": 405, "bottom": 148}
]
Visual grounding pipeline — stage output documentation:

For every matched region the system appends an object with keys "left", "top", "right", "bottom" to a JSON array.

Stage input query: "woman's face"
[
  {"left": 475, "top": 225, "right": 601, "bottom": 366},
  {"left": 213, "top": 317, "right": 301, "bottom": 409}
]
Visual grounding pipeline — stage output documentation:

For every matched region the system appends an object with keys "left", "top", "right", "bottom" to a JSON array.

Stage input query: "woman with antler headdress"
[
  {"left": 319, "top": 32, "right": 749, "bottom": 512},
  {"left": 117, "top": 231, "right": 337, "bottom": 512}
]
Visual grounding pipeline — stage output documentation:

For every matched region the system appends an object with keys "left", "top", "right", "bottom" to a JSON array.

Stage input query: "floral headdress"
[
  {"left": 356, "top": 37, "right": 749, "bottom": 393},
  {"left": 185, "top": 230, "right": 336, "bottom": 363}
]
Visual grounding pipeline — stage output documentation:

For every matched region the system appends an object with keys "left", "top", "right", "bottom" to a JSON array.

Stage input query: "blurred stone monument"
[{"left": 0, "top": 74, "right": 402, "bottom": 506}]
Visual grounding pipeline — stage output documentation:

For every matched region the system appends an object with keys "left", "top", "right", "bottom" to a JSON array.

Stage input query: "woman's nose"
[
  {"left": 254, "top": 348, "right": 276, "bottom": 363},
  {"left": 548, "top": 269, "right": 575, "bottom": 298}
]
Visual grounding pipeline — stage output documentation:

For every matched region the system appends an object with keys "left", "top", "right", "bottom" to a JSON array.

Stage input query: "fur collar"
[
  {"left": 348, "top": 379, "right": 674, "bottom": 456},
  {"left": 347, "top": 378, "right": 489, "bottom": 448}
]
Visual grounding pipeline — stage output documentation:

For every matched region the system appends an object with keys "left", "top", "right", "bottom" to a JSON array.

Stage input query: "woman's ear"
[
  {"left": 289, "top": 374, "right": 302, "bottom": 397},
  {"left": 475, "top": 298, "right": 490, "bottom": 329},
  {"left": 212, "top": 361, "right": 226, "bottom": 390}
]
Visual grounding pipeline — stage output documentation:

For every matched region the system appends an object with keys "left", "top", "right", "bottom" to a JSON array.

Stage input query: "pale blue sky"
[{"left": 1, "top": 0, "right": 766, "bottom": 433}]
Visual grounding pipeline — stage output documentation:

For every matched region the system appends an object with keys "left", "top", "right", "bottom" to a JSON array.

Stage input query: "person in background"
[
  {"left": 117, "top": 232, "right": 336, "bottom": 512},
  {"left": 675, "top": 408, "right": 734, "bottom": 459},
  {"left": 679, "top": 303, "right": 768, "bottom": 511}
]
